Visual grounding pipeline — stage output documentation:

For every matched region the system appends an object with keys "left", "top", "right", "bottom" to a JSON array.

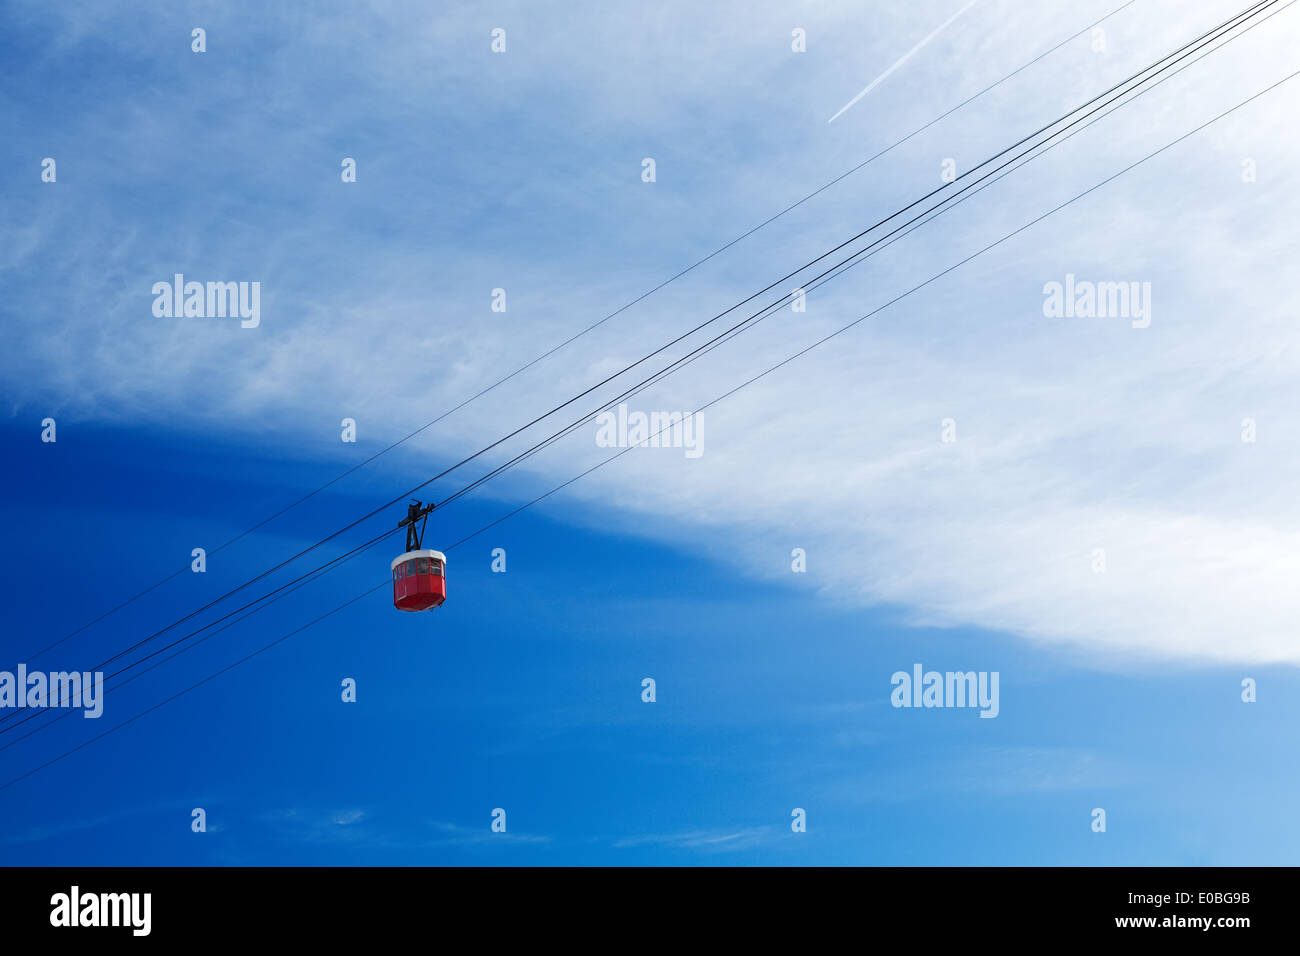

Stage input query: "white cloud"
[
  {"left": 614, "top": 826, "right": 770, "bottom": 851},
  {"left": 5, "top": 0, "right": 1300, "bottom": 666}
]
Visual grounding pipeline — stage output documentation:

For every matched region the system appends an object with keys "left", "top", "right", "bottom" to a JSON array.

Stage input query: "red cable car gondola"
[
  {"left": 392, "top": 500, "right": 446, "bottom": 611},
  {"left": 391, "top": 548, "right": 447, "bottom": 611}
]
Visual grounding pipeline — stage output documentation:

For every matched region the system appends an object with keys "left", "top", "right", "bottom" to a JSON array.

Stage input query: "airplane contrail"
[{"left": 828, "top": 0, "right": 981, "bottom": 124}]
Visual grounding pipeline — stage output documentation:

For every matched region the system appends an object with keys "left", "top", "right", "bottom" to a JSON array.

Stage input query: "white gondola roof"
[{"left": 390, "top": 549, "right": 447, "bottom": 571}]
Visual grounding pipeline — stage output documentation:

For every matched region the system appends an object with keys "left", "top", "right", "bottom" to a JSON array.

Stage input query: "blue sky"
[{"left": 2, "top": 0, "right": 1299, "bottom": 864}]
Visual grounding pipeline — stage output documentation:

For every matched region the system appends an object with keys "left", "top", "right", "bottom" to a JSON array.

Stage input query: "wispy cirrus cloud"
[
  {"left": 614, "top": 826, "right": 771, "bottom": 852},
  {"left": 4, "top": 0, "right": 1299, "bottom": 669}
]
